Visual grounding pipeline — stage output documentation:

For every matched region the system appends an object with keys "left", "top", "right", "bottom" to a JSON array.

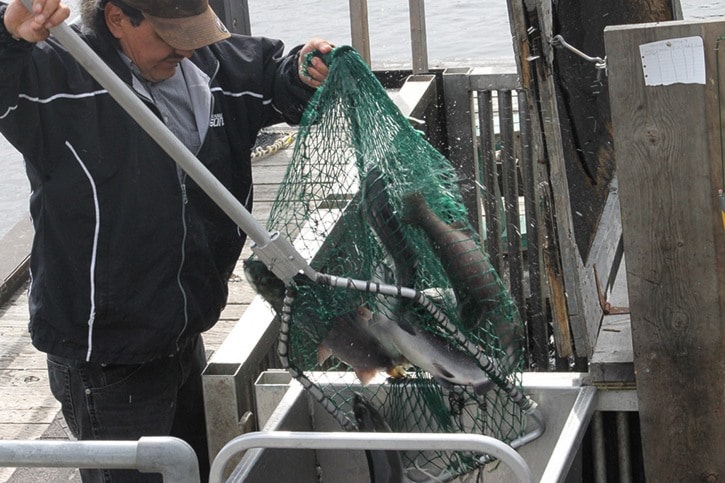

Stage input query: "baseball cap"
[{"left": 119, "top": 0, "right": 231, "bottom": 50}]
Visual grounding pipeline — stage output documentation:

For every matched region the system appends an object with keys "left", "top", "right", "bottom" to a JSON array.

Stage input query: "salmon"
[
  {"left": 401, "top": 192, "right": 522, "bottom": 370},
  {"left": 353, "top": 392, "right": 410, "bottom": 483},
  {"left": 318, "top": 306, "right": 407, "bottom": 385},
  {"left": 361, "top": 167, "right": 419, "bottom": 288}
]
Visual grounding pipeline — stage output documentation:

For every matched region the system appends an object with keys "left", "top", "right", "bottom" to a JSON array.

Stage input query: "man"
[{"left": 0, "top": 0, "right": 331, "bottom": 480}]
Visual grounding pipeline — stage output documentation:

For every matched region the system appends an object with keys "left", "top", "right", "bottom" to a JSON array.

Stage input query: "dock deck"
[{"left": 0, "top": 132, "right": 295, "bottom": 482}]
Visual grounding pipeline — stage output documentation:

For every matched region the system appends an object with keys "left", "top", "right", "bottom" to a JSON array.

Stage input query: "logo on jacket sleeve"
[{"left": 210, "top": 113, "right": 225, "bottom": 128}]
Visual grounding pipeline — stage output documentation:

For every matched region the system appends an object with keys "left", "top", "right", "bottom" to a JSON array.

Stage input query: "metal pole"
[
  {"left": 592, "top": 411, "right": 607, "bottom": 483},
  {"left": 0, "top": 437, "right": 199, "bottom": 483},
  {"left": 209, "top": 431, "right": 535, "bottom": 483},
  {"left": 616, "top": 411, "right": 632, "bottom": 483}
]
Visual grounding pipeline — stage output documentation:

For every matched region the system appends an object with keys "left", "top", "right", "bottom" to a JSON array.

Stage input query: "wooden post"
[
  {"left": 348, "top": 0, "right": 371, "bottom": 65},
  {"left": 605, "top": 18, "right": 725, "bottom": 481},
  {"left": 442, "top": 68, "right": 479, "bottom": 232},
  {"left": 210, "top": 0, "right": 250, "bottom": 35},
  {"left": 408, "top": 0, "right": 429, "bottom": 74},
  {"left": 505, "top": 0, "right": 681, "bottom": 361}
]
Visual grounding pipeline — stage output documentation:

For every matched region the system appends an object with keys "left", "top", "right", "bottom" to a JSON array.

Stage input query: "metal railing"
[
  {"left": 210, "top": 431, "right": 536, "bottom": 483},
  {"left": 0, "top": 437, "right": 199, "bottom": 483}
]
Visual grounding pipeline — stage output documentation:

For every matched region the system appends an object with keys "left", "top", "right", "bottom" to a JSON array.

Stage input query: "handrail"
[
  {"left": 0, "top": 437, "right": 199, "bottom": 483},
  {"left": 540, "top": 386, "right": 598, "bottom": 482},
  {"left": 210, "top": 431, "right": 536, "bottom": 483}
]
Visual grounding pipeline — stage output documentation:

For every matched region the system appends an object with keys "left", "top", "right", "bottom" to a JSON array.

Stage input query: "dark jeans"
[{"left": 47, "top": 334, "right": 209, "bottom": 483}]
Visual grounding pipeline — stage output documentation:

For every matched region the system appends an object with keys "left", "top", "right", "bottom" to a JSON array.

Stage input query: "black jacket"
[{"left": 0, "top": 11, "right": 314, "bottom": 363}]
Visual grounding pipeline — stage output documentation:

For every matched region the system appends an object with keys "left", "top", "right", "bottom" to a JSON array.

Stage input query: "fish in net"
[{"left": 245, "top": 45, "right": 536, "bottom": 481}]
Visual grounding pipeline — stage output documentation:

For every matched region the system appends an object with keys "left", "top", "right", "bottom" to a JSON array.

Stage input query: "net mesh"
[{"left": 250, "top": 46, "right": 528, "bottom": 479}]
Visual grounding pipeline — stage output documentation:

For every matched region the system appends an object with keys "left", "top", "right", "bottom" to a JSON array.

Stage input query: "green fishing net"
[{"left": 252, "top": 46, "right": 528, "bottom": 480}]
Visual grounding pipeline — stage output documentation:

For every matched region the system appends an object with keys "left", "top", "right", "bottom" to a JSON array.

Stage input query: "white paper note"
[{"left": 639, "top": 36, "right": 706, "bottom": 86}]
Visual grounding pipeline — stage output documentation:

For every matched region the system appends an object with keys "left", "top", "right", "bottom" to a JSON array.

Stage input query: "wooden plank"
[
  {"left": 589, "top": 315, "right": 635, "bottom": 387},
  {"left": 0, "top": 396, "right": 58, "bottom": 417},
  {"left": 517, "top": 90, "right": 549, "bottom": 368},
  {"left": 541, "top": 187, "right": 574, "bottom": 359},
  {"left": 226, "top": 276, "right": 259, "bottom": 303},
  {"left": 0, "top": 368, "right": 49, "bottom": 387},
  {"left": 217, "top": 304, "right": 248, "bottom": 322},
  {"left": 505, "top": 0, "right": 681, "bottom": 360},
  {"left": 499, "top": 90, "right": 526, "bottom": 322},
  {"left": 0, "top": 369, "right": 58, "bottom": 429},
  {"left": 203, "top": 317, "right": 244, "bottom": 352},
  {"left": 477, "top": 89, "right": 503, "bottom": 272},
  {"left": 505, "top": 0, "right": 582, "bottom": 358},
  {"left": 0, "top": 352, "right": 49, "bottom": 371},
  {"left": 252, "top": 164, "right": 290, "bottom": 184},
  {"left": 0, "top": 423, "right": 64, "bottom": 448},
  {"left": 0, "top": 217, "right": 32, "bottom": 306},
  {"left": 442, "top": 67, "right": 479, "bottom": 232},
  {"left": 250, "top": 184, "right": 283, "bottom": 202},
  {"left": 505, "top": 0, "right": 558, "bottom": 366},
  {"left": 605, "top": 18, "right": 725, "bottom": 481},
  {"left": 249, "top": 203, "right": 273, "bottom": 226},
  {"left": 0, "top": 306, "right": 30, "bottom": 322}
]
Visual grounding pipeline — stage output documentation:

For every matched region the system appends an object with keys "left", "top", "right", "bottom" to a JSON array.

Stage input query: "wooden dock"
[{"left": 0, "top": 131, "right": 295, "bottom": 482}]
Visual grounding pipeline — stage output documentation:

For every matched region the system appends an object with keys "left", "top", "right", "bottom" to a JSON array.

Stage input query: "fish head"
[
  {"left": 355, "top": 304, "right": 373, "bottom": 322},
  {"left": 242, "top": 259, "right": 286, "bottom": 312},
  {"left": 317, "top": 306, "right": 398, "bottom": 385},
  {"left": 353, "top": 392, "right": 391, "bottom": 432}
]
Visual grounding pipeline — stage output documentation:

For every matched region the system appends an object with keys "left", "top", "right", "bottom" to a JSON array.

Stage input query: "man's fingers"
[{"left": 44, "top": 4, "right": 70, "bottom": 28}]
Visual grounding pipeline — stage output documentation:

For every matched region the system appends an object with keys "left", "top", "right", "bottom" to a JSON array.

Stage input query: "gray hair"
[{"left": 80, "top": 0, "right": 143, "bottom": 38}]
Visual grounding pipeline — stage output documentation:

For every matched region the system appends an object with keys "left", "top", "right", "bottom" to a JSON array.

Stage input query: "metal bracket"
[
  {"left": 551, "top": 34, "right": 608, "bottom": 80},
  {"left": 594, "top": 266, "right": 629, "bottom": 315},
  {"left": 250, "top": 232, "right": 314, "bottom": 284}
]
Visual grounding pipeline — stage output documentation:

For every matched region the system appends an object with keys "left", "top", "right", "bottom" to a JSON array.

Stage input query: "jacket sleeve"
[
  {"left": 0, "top": 12, "right": 93, "bottom": 175},
  {"left": 210, "top": 34, "right": 317, "bottom": 136},
  {"left": 267, "top": 41, "right": 316, "bottom": 125},
  {"left": 0, "top": 2, "right": 40, "bottom": 157}
]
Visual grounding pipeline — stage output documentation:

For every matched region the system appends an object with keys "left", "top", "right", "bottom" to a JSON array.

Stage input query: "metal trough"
[{"left": 207, "top": 370, "right": 636, "bottom": 482}]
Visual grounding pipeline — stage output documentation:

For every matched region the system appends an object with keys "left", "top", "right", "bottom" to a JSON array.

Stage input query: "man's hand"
[
  {"left": 4, "top": 0, "right": 70, "bottom": 43},
  {"left": 297, "top": 38, "right": 333, "bottom": 88}
]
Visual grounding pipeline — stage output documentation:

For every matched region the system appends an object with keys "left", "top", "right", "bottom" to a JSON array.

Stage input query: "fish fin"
[
  {"left": 396, "top": 314, "right": 418, "bottom": 336},
  {"left": 354, "top": 368, "right": 379, "bottom": 385},
  {"left": 432, "top": 362, "right": 456, "bottom": 379},
  {"left": 473, "top": 379, "right": 495, "bottom": 395},
  {"left": 386, "top": 365, "right": 408, "bottom": 379},
  {"left": 433, "top": 376, "right": 455, "bottom": 391},
  {"left": 317, "top": 344, "right": 332, "bottom": 365}
]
